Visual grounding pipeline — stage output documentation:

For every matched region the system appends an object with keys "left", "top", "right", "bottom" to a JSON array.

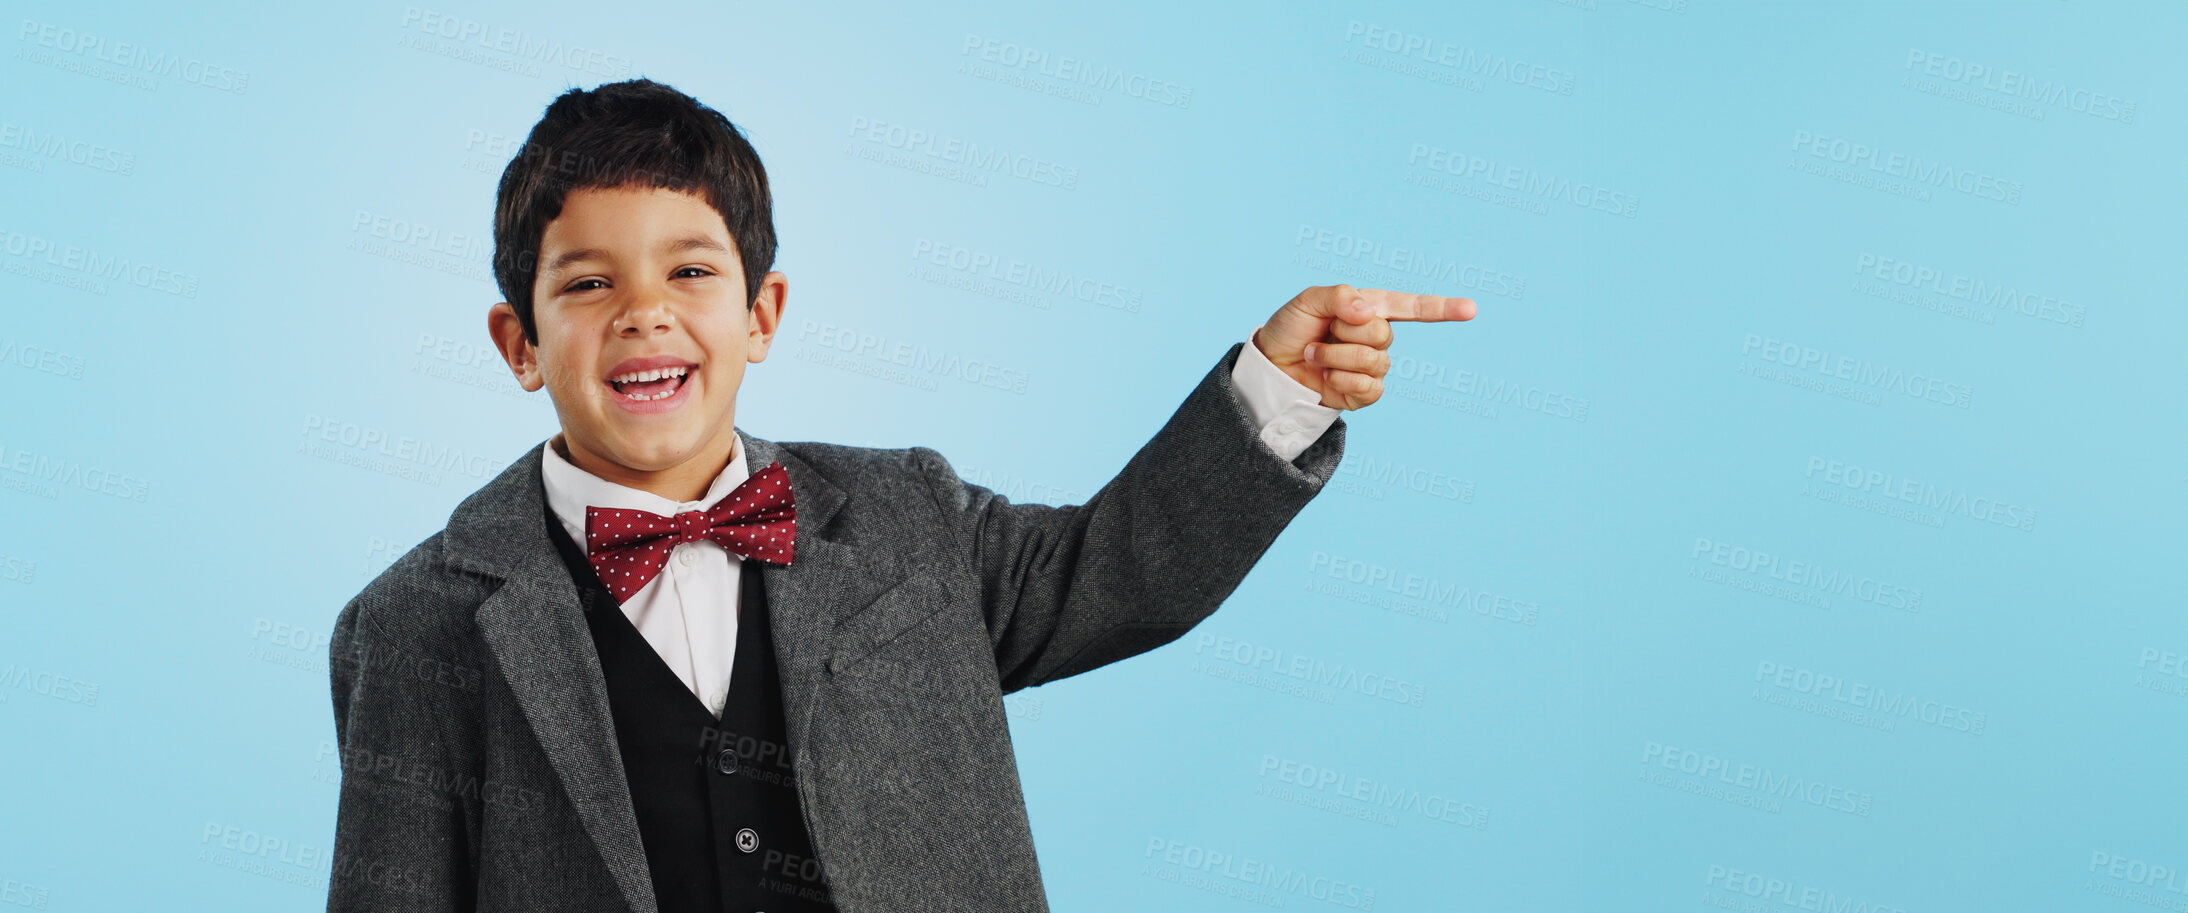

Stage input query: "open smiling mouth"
[{"left": 606, "top": 365, "right": 691, "bottom": 403}]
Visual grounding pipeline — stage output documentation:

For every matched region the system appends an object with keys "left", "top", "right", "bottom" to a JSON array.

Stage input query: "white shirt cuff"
[{"left": 1232, "top": 336, "right": 1343, "bottom": 462}]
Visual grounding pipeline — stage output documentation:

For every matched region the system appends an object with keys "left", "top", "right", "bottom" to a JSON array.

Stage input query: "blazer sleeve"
[
  {"left": 915, "top": 340, "right": 1346, "bottom": 693},
  {"left": 326, "top": 584, "right": 481, "bottom": 912}
]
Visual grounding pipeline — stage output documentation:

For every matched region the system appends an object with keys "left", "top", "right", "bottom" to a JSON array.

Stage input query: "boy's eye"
[{"left": 562, "top": 267, "right": 711, "bottom": 293}]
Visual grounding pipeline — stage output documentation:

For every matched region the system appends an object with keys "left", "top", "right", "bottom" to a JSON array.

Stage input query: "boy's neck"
[{"left": 551, "top": 431, "right": 741, "bottom": 505}]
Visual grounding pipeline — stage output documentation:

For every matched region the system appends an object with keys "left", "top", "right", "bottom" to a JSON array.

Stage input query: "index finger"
[{"left": 1357, "top": 288, "right": 1477, "bottom": 323}]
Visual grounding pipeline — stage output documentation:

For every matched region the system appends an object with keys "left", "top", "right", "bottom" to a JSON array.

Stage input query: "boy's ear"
[
  {"left": 487, "top": 301, "right": 545, "bottom": 392},
  {"left": 745, "top": 271, "right": 788, "bottom": 364}
]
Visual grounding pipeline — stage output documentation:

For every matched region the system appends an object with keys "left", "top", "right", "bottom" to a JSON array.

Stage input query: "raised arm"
[{"left": 916, "top": 339, "right": 1346, "bottom": 694}]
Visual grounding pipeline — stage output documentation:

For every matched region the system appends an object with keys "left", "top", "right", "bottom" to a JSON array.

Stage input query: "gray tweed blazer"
[{"left": 325, "top": 340, "right": 1346, "bottom": 912}]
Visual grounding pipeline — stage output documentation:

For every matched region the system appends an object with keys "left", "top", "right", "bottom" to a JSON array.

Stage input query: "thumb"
[{"left": 1258, "top": 294, "right": 1356, "bottom": 363}]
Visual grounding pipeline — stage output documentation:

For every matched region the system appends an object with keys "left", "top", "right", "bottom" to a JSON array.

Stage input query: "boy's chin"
[{"left": 598, "top": 431, "right": 712, "bottom": 469}]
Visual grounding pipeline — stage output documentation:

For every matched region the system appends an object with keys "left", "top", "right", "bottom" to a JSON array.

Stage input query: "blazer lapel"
[
  {"left": 445, "top": 442, "right": 656, "bottom": 913},
  {"left": 735, "top": 428, "right": 912, "bottom": 755},
  {"left": 442, "top": 429, "right": 911, "bottom": 913}
]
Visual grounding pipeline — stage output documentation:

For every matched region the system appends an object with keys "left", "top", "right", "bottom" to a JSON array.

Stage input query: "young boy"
[{"left": 326, "top": 78, "right": 1473, "bottom": 913}]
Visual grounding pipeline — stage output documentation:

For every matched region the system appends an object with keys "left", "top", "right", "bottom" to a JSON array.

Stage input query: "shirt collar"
[{"left": 540, "top": 433, "right": 751, "bottom": 555}]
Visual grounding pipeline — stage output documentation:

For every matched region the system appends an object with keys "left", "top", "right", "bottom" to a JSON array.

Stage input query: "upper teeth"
[{"left": 609, "top": 366, "right": 689, "bottom": 384}]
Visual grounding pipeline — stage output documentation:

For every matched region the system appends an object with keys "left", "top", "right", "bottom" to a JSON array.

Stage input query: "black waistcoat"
[{"left": 545, "top": 507, "right": 839, "bottom": 913}]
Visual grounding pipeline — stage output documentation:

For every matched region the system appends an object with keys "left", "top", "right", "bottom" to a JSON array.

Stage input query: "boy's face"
[{"left": 489, "top": 185, "right": 785, "bottom": 499}]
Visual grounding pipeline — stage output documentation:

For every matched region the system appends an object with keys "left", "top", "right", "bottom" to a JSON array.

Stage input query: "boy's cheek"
[{"left": 539, "top": 360, "right": 594, "bottom": 392}]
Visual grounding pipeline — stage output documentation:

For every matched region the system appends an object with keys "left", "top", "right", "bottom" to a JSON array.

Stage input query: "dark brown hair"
[{"left": 491, "top": 78, "right": 775, "bottom": 343}]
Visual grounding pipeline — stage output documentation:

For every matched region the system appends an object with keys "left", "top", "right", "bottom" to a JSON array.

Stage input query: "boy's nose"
[{"left": 615, "top": 294, "right": 676, "bottom": 333}]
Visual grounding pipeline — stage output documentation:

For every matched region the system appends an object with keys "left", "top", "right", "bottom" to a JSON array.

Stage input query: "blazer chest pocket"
[{"left": 827, "top": 574, "right": 952, "bottom": 678}]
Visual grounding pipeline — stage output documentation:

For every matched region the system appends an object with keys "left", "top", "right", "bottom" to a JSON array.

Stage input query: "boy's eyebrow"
[{"left": 541, "top": 235, "right": 732, "bottom": 280}]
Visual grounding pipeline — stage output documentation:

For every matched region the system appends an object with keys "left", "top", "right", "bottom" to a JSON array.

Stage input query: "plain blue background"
[{"left": 3, "top": 1, "right": 2183, "bottom": 910}]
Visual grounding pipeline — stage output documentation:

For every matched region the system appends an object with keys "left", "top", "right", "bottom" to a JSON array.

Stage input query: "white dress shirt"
[{"left": 540, "top": 336, "right": 1341, "bottom": 716}]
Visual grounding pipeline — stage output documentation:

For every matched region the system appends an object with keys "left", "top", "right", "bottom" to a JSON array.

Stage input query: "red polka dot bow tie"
[{"left": 583, "top": 460, "right": 797, "bottom": 604}]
